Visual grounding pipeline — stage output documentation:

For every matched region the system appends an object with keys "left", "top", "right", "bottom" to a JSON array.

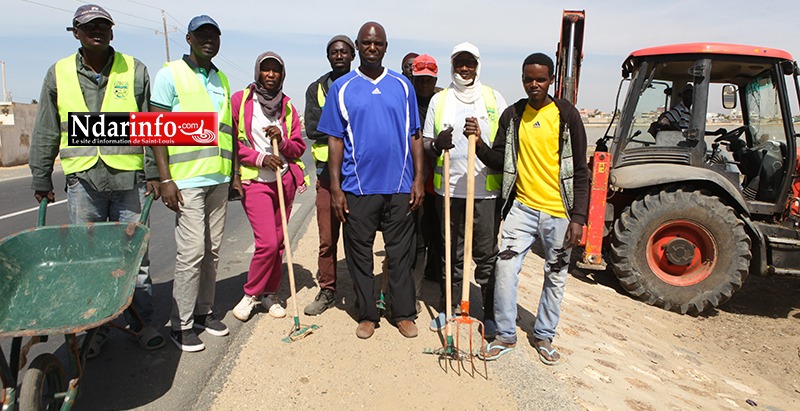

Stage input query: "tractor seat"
[
  {"left": 654, "top": 130, "right": 686, "bottom": 147},
  {"left": 739, "top": 140, "right": 787, "bottom": 203}
]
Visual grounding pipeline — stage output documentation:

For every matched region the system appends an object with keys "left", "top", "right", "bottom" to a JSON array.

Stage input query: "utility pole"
[
  {"left": 1, "top": 61, "right": 6, "bottom": 102},
  {"left": 155, "top": 10, "right": 176, "bottom": 62}
]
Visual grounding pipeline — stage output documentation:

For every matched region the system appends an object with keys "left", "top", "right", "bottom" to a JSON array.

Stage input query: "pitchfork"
[{"left": 424, "top": 132, "right": 487, "bottom": 378}]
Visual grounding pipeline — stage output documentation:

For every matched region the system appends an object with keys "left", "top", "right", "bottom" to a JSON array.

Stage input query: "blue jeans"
[
  {"left": 494, "top": 200, "right": 571, "bottom": 344},
  {"left": 67, "top": 176, "right": 154, "bottom": 327}
]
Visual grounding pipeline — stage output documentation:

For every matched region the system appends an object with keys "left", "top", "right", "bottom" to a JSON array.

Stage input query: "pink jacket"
[{"left": 231, "top": 86, "right": 307, "bottom": 188}]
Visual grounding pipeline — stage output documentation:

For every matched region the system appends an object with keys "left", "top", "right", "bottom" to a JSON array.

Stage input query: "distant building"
[{"left": 0, "top": 102, "right": 37, "bottom": 166}]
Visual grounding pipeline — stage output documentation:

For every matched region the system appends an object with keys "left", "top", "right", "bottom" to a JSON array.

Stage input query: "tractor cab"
[
  {"left": 607, "top": 43, "right": 799, "bottom": 220},
  {"left": 581, "top": 43, "right": 800, "bottom": 314}
]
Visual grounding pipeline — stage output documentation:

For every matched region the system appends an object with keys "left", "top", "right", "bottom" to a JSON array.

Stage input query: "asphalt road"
[{"left": 0, "top": 141, "right": 316, "bottom": 410}]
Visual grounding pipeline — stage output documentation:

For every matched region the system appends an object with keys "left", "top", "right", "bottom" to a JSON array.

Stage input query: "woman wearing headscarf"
[
  {"left": 421, "top": 42, "right": 507, "bottom": 337},
  {"left": 231, "top": 52, "right": 307, "bottom": 321}
]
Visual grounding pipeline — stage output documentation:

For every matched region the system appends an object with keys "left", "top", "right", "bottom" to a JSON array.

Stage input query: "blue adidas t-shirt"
[{"left": 318, "top": 68, "right": 419, "bottom": 195}]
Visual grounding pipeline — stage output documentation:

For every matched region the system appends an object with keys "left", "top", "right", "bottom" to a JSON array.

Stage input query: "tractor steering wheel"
[{"left": 713, "top": 125, "right": 747, "bottom": 145}]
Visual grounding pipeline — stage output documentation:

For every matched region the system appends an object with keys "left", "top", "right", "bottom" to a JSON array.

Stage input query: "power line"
[
  {"left": 18, "top": 0, "right": 158, "bottom": 31},
  {"left": 161, "top": 15, "right": 252, "bottom": 83},
  {"left": 167, "top": 37, "right": 190, "bottom": 54},
  {"left": 118, "top": 0, "right": 162, "bottom": 11},
  {"left": 21, "top": 0, "right": 252, "bottom": 86},
  {"left": 116, "top": 20, "right": 159, "bottom": 31},
  {"left": 216, "top": 55, "right": 252, "bottom": 80},
  {"left": 163, "top": 10, "right": 186, "bottom": 28},
  {"left": 71, "top": 0, "right": 162, "bottom": 25},
  {"left": 19, "top": 0, "right": 71, "bottom": 13},
  {"left": 119, "top": 4, "right": 251, "bottom": 83}
]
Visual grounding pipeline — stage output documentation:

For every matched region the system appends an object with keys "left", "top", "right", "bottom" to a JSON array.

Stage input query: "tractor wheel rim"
[{"left": 646, "top": 220, "right": 717, "bottom": 286}]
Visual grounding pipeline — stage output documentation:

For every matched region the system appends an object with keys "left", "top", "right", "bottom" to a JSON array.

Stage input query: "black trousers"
[
  {"left": 419, "top": 191, "right": 443, "bottom": 280},
  {"left": 436, "top": 195, "right": 500, "bottom": 316},
  {"left": 343, "top": 193, "right": 417, "bottom": 323}
]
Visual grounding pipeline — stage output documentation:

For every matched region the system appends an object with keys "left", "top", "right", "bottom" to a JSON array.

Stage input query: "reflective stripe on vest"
[
  {"left": 310, "top": 82, "right": 329, "bottom": 163},
  {"left": 165, "top": 60, "right": 233, "bottom": 181},
  {"left": 56, "top": 52, "right": 143, "bottom": 174},
  {"left": 431, "top": 86, "right": 501, "bottom": 191},
  {"left": 237, "top": 88, "right": 309, "bottom": 186}
]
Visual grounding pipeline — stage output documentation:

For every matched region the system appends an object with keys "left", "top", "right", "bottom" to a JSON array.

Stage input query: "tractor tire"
[
  {"left": 18, "top": 353, "right": 66, "bottom": 411},
  {"left": 610, "top": 187, "right": 751, "bottom": 314}
]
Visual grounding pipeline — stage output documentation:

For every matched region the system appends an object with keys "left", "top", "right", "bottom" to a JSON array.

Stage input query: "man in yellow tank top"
[
  {"left": 515, "top": 97, "right": 567, "bottom": 219},
  {"left": 474, "top": 53, "right": 590, "bottom": 365},
  {"left": 29, "top": 4, "right": 164, "bottom": 358}
]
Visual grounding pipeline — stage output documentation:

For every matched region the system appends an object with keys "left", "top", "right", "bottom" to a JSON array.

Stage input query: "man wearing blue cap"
[
  {"left": 29, "top": 3, "right": 164, "bottom": 358},
  {"left": 151, "top": 15, "right": 236, "bottom": 352}
]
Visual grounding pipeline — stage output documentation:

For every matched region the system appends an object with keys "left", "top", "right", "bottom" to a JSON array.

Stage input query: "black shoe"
[
  {"left": 193, "top": 313, "right": 229, "bottom": 337},
  {"left": 304, "top": 289, "right": 335, "bottom": 316},
  {"left": 170, "top": 329, "right": 205, "bottom": 352}
]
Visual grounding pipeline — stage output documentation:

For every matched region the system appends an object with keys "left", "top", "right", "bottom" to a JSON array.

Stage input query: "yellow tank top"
[{"left": 515, "top": 102, "right": 566, "bottom": 218}]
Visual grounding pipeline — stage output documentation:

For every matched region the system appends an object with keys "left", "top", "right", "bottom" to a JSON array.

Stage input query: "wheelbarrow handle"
[
  {"left": 139, "top": 192, "right": 155, "bottom": 225},
  {"left": 36, "top": 193, "right": 154, "bottom": 227},
  {"left": 38, "top": 198, "right": 49, "bottom": 227}
]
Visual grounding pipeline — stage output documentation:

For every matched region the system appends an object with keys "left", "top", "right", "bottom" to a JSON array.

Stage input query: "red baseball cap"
[{"left": 412, "top": 54, "right": 438, "bottom": 77}]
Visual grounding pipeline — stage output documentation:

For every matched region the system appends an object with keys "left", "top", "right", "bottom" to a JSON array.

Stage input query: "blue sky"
[{"left": 3, "top": 0, "right": 798, "bottom": 113}]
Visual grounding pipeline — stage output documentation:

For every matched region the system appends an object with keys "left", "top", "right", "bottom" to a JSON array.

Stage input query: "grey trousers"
[{"left": 170, "top": 183, "right": 229, "bottom": 331}]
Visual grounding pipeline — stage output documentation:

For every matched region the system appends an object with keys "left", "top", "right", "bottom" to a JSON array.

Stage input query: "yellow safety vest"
[
  {"left": 165, "top": 59, "right": 233, "bottom": 181},
  {"left": 432, "top": 85, "right": 502, "bottom": 191},
  {"left": 55, "top": 52, "right": 143, "bottom": 174},
  {"left": 236, "top": 88, "right": 309, "bottom": 186},
  {"left": 310, "top": 82, "right": 329, "bottom": 162}
]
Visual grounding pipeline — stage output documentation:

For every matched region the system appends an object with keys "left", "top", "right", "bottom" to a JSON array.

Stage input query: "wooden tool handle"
[
  {"left": 443, "top": 150, "right": 452, "bottom": 327},
  {"left": 461, "top": 134, "right": 476, "bottom": 307},
  {"left": 272, "top": 139, "right": 299, "bottom": 319}
]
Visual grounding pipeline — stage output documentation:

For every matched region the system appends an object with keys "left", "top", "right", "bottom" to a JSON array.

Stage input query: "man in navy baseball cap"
[
  {"left": 187, "top": 15, "right": 221, "bottom": 35},
  {"left": 72, "top": 3, "right": 114, "bottom": 27},
  {"left": 37, "top": 3, "right": 166, "bottom": 359}
]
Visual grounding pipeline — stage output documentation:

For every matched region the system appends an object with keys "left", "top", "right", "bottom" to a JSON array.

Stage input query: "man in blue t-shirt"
[{"left": 318, "top": 21, "right": 425, "bottom": 340}]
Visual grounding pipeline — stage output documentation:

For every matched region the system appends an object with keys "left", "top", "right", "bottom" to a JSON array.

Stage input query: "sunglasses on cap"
[
  {"left": 77, "top": 21, "right": 112, "bottom": 32},
  {"left": 413, "top": 61, "right": 437, "bottom": 73}
]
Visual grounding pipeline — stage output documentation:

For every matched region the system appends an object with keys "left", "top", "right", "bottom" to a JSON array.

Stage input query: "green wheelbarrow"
[{"left": 0, "top": 193, "right": 154, "bottom": 410}]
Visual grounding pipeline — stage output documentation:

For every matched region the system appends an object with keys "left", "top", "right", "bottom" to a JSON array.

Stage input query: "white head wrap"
[{"left": 450, "top": 42, "right": 482, "bottom": 104}]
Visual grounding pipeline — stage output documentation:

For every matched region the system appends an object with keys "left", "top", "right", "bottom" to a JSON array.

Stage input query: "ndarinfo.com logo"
[{"left": 67, "top": 112, "right": 219, "bottom": 146}]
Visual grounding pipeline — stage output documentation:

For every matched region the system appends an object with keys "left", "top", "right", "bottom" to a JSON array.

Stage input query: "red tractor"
[{"left": 579, "top": 43, "right": 800, "bottom": 314}]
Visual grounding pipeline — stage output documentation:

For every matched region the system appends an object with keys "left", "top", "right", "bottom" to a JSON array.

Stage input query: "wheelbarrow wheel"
[{"left": 19, "top": 353, "right": 66, "bottom": 411}]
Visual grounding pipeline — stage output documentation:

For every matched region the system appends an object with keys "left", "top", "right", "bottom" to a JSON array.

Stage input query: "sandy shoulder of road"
[{"left": 211, "top": 213, "right": 799, "bottom": 410}]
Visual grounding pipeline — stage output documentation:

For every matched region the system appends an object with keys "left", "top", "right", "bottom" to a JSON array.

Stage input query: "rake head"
[
  {"left": 423, "top": 334, "right": 458, "bottom": 358},
  {"left": 424, "top": 314, "right": 488, "bottom": 378},
  {"left": 282, "top": 317, "right": 320, "bottom": 343},
  {"left": 376, "top": 291, "right": 387, "bottom": 312}
]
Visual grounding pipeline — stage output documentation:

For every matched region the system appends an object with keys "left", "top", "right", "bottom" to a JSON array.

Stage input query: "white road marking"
[{"left": 0, "top": 199, "right": 68, "bottom": 221}]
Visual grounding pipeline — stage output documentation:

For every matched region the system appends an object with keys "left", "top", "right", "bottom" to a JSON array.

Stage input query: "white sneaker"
[
  {"left": 261, "top": 294, "right": 286, "bottom": 318},
  {"left": 232, "top": 295, "right": 259, "bottom": 321}
]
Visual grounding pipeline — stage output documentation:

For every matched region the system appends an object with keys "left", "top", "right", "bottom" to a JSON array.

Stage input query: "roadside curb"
[
  {"left": 0, "top": 164, "right": 36, "bottom": 181},
  {"left": 0, "top": 162, "right": 62, "bottom": 183}
]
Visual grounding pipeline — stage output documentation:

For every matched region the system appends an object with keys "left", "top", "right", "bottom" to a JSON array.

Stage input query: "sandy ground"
[{"left": 211, "top": 214, "right": 800, "bottom": 410}]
